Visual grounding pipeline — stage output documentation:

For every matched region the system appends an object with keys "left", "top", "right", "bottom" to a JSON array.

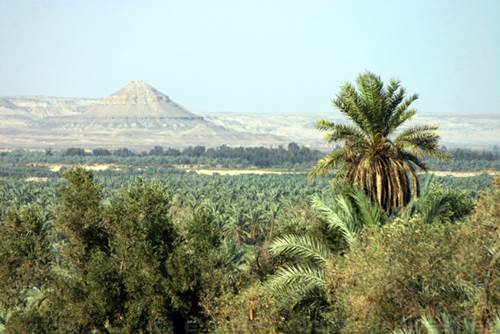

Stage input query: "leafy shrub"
[{"left": 327, "top": 187, "right": 499, "bottom": 333}]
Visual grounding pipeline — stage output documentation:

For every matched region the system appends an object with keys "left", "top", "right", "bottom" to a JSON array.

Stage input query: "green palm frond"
[
  {"left": 421, "top": 315, "right": 440, "bottom": 334},
  {"left": 399, "top": 150, "right": 429, "bottom": 171},
  {"left": 392, "top": 329, "right": 417, "bottom": 334},
  {"left": 398, "top": 131, "right": 440, "bottom": 153},
  {"left": 219, "top": 238, "right": 252, "bottom": 272},
  {"left": 350, "top": 189, "right": 385, "bottom": 227},
  {"left": 395, "top": 125, "right": 447, "bottom": 160},
  {"left": 494, "top": 316, "right": 500, "bottom": 334},
  {"left": 321, "top": 123, "right": 369, "bottom": 145},
  {"left": 398, "top": 124, "right": 440, "bottom": 138},
  {"left": 316, "top": 119, "right": 336, "bottom": 131},
  {"left": 420, "top": 174, "right": 435, "bottom": 197},
  {"left": 357, "top": 73, "right": 385, "bottom": 131},
  {"left": 385, "top": 79, "right": 404, "bottom": 116},
  {"left": 311, "top": 194, "right": 358, "bottom": 248},
  {"left": 400, "top": 175, "right": 434, "bottom": 220},
  {"left": 387, "top": 97, "right": 418, "bottom": 132},
  {"left": 394, "top": 313, "right": 487, "bottom": 334},
  {"left": 334, "top": 83, "right": 371, "bottom": 133},
  {"left": 399, "top": 174, "right": 456, "bottom": 224},
  {"left": 269, "top": 234, "right": 332, "bottom": 265},
  {"left": 421, "top": 192, "right": 455, "bottom": 225},
  {"left": 309, "top": 148, "right": 348, "bottom": 178},
  {"left": 265, "top": 263, "right": 326, "bottom": 303}
]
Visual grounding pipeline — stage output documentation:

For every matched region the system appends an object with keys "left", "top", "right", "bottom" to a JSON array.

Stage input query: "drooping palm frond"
[
  {"left": 311, "top": 190, "right": 385, "bottom": 248},
  {"left": 401, "top": 175, "right": 435, "bottom": 220},
  {"left": 315, "top": 119, "right": 336, "bottom": 131},
  {"left": 269, "top": 234, "right": 333, "bottom": 265},
  {"left": 392, "top": 329, "right": 417, "bottom": 334},
  {"left": 266, "top": 188, "right": 385, "bottom": 309},
  {"left": 421, "top": 315, "right": 440, "bottom": 334},
  {"left": 316, "top": 120, "right": 370, "bottom": 145},
  {"left": 399, "top": 175, "right": 458, "bottom": 224},
  {"left": 392, "top": 313, "right": 486, "bottom": 334},
  {"left": 309, "top": 148, "right": 349, "bottom": 178},
  {"left": 494, "top": 316, "right": 500, "bottom": 334},
  {"left": 401, "top": 152, "right": 429, "bottom": 174},
  {"left": 395, "top": 125, "right": 446, "bottom": 160},
  {"left": 265, "top": 263, "right": 326, "bottom": 304},
  {"left": 420, "top": 193, "right": 455, "bottom": 225},
  {"left": 311, "top": 194, "right": 358, "bottom": 248}
]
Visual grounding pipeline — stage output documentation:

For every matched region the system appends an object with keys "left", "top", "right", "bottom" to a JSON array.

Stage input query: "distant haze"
[
  {"left": 0, "top": 81, "right": 499, "bottom": 150},
  {"left": 0, "top": 0, "right": 499, "bottom": 115}
]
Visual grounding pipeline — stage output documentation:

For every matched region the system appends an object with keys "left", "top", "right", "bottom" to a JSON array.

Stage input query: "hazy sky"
[{"left": 0, "top": 0, "right": 498, "bottom": 114}]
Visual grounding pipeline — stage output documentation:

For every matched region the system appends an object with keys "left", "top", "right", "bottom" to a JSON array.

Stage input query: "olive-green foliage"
[
  {"left": 1, "top": 168, "right": 268, "bottom": 333},
  {"left": 0, "top": 206, "right": 51, "bottom": 307},
  {"left": 45, "top": 168, "right": 112, "bottom": 333},
  {"left": 258, "top": 180, "right": 492, "bottom": 334},
  {"left": 104, "top": 179, "right": 178, "bottom": 333},
  {"left": 0, "top": 206, "right": 52, "bottom": 333},
  {"left": 0, "top": 169, "right": 183, "bottom": 333},
  {"left": 328, "top": 188, "right": 499, "bottom": 333},
  {"left": 55, "top": 168, "right": 107, "bottom": 263},
  {"left": 167, "top": 203, "right": 232, "bottom": 331},
  {"left": 210, "top": 283, "right": 281, "bottom": 334}
]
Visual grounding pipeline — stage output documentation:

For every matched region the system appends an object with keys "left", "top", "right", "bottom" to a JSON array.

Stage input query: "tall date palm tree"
[{"left": 311, "top": 72, "right": 446, "bottom": 212}]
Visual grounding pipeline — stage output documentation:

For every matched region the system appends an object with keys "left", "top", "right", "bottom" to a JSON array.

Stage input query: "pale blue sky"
[{"left": 0, "top": 0, "right": 498, "bottom": 114}]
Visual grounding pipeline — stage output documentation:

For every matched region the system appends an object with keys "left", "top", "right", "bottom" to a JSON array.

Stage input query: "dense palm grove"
[{"left": 1, "top": 74, "right": 499, "bottom": 333}]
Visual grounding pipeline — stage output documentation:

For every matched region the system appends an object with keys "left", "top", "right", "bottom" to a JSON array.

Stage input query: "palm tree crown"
[{"left": 311, "top": 72, "right": 446, "bottom": 212}]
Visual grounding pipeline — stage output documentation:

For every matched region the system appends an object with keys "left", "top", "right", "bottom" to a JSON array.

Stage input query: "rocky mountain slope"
[
  {"left": 0, "top": 82, "right": 283, "bottom": 149},
  {"left": 0, "top": 82, "right": 498, "bottom": 150}
]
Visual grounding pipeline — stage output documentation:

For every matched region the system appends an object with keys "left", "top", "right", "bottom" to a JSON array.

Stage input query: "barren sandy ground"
[
  {"left": 25, "top": 176, "right": 49, "bottom": 182},
  {"left": 191, "top": 169, "right": 301, "bottom": 176},
  {"left": 190, "top": 169, "right": 498, "bottom": 177},
  {"left": 32, "top": 163, "right": 118, "bottom": 172},
  {"left": 24, "top": 163, "right": 498, "bottom": 178},
  {"left": 429, "top": 170, "right": 498, "bottom": 177}
]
